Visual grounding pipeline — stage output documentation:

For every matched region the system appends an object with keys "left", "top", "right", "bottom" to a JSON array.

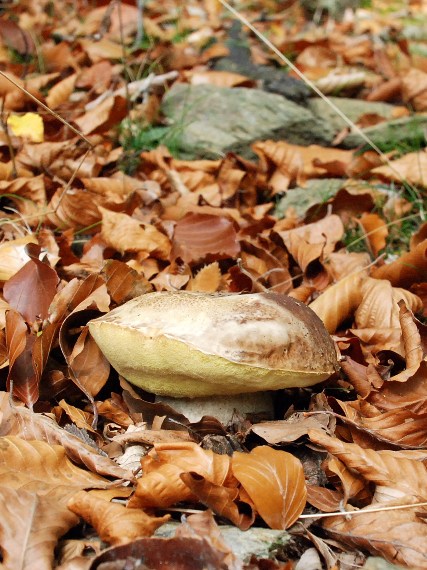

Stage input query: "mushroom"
[{"left": 88, "top": 291, "right": 338, "bottom": 424}]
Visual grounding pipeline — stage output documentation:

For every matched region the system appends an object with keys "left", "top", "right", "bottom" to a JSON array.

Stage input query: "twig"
[{"left": 299, "top": 501, "right": 427, "bottom": 519}]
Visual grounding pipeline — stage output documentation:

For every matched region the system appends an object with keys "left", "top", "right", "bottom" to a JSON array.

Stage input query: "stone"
[
  {"left": 300, "top": 0, "right": 361, "bottom": 20},
  {"left": 342, "top": 115, "right": 427, "bottom": 150},
  {"left": 155, "top": 521, "right": 291, "bottom": 562},
  {"left": 363, "top": 557, "right": 414, "bottom": 570},
  {"left": 275, "top": 178, "right": 345, "bottom": 219},
  {"left": 161, "top": 84, "right": 335, "bottom": 159},
  {"left": 212, "top": 21, "right": 310, "bottom": 104},
  {"left": 308, "top": 97, "right": 399, "bottom": 135}
]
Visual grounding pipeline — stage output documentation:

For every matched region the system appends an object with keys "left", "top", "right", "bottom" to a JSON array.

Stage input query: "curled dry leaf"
[
  {"left": 358, "top": 213, "right": 388, "bottom": 256},
  {"left": 128, "top": 441, "right": 233, "bottom": 509},
  {"left": 372, "top": 238, "right": 427, "bottom": 287},
  {"left": 368, "top": 361, "right": 427, "bottom": 414},
  {"left": 0, "top": 435, "right": 109, "bottom": 491},
  {"left": 45, "top": 73, "right": 77, "bottom": 109},
  {"left": 231, "top": 446, "right": 307, "bottom": 530},
  {"left": 175, "top": 510, "right": 239, "bottom": 570},
  {"left": 253, "top": 141, "right": 353, "bottom": 192},
  {"left": 67, "top": 490, "right": 170, "bottom": 545},
  {"left": 309, "top": 271, "right": 366, "bottom": 333},
  {"left": 0, "top": 392, "right": 134, "bottom": 480},
  {"left": 0, "top": 486, "right": 78, "bottom": 570},
  {"left": 306, "top": 485, "right": 343, "bottom": 513},
  {"left": 102, "top": 259, "right": 153, "bottom": 304},
  {"left": 308, "top": 429, "right": 427, "bottom": 501},
  {"left": 326, "top": 456, "right": 369, "bottom": 506},
  {"left": 332, "top": 399, "right": 427, "bottom": 448},
  {"left": 99, "top": 207, "right": 171, "bottom": 260},
  {"left": 309, "top": 429, "right": 427, "bottom": 566},
  {"left": 372, "top": 149, "right": 427, "bottom": 189},
  {"left": 180, "top": 473, "right": 255, "bottom": 530},
  {"left": 74, "top": 95, "right": 128, "bottom": 135}
]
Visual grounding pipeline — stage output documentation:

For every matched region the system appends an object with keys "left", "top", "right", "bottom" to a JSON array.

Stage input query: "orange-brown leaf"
[
  {"left": 68, "top": 490, "right": 169, "bottom": 545},
  {"left": 172, "top": 213, "right": 240, "bottom": 263},
  {"left": 231, "top": 446, "right": 307, "bottom": 529}
]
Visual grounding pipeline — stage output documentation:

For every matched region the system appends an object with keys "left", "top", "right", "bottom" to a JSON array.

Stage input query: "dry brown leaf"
[
  {"left": 372, "top": 239, "right": 427, "bottom": 287},
  {"left": 187, "top": 70, "right": 254, "bottom": 87},
  {"left": 0, "top": 235, "right": 38, "bottom": 281},
  {"left": 368, "top": 361, "right": 427, "bottom": 414},
  {"left": 74, "top": 95, "right": 127, "bottom": 135},
  {"left": 309, "top": 429, "right": 427, "bottom": 502},
  {"left": 372, "top": 149, "right": 427, "bottom": 189},
  {"left": 401, "top": 68, "right": 427, "bottom": 111},
  {"left": 322, "top": 506, "right": 427, "bottom": 568},
  {"left": 358, "top": 213, "right": 388, "bottom": 256},
  {"left": 231, "top": 446, "right": 307, "bottom": 529},
  {"left": 0, "top": 486, "right": 78, "bottom": 570},
  {"left": 333, "top": 399, "right": 427, "bottom": 448},
  {"left": 180, "top": 473, "right": 255, "bottom": 530},
  {"left": 306, "top": 484, "right": 343, "bottom": 513},
  {"left": 58, "top": 399, "right": 97, "bottom": 436},
  {"left": 0, "top": 393, "right": 134, "bottom": 480},
  {"left": 309, "top": 271, "right": 366, "bottom": 333},
  {"left": 172, "top": 213, "right": 240, "bottom": 263},
  {"left": 174, "top": 510, "right": 238, "bottom": 569},
  {"left": 128, "top": 442, "right": 233, "bottom": 509},
  {"left": 47, "top": 188, "right": 104, "bottom": 231},
  {"left": 0, "top": 435, "right": 109, "bottom": 491},
  {"left": 67, "top": 490, "right": 169, "bottom": 545},
  {"left": 277, "top": 214, "right": 344, "bottom": 275},
  {"left": 188, "top": 262, "right": 222, "bottom": 292},
  {"left": 250, "top": 413, "right": 331, "bottom": 445},
  {"left": 253, "top": 141, "right": 354, "bottom": 192},
  {"left": 352, "top": 278, "right": 423, "bottom": 357},
  {"left": 45, "top": 73, "right": 77, "bottom": 109},
  {"left": 100, "top": 207, "right": 171, "bottom": 260}
]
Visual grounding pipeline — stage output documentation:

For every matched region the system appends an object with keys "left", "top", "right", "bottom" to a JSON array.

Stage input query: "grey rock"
[
  {"left": 308, "top": 97, "right": 399, "bottom": 135},
  {"left": 275, "top": 178, "right": 345, "bottom": 219},
  {"left": 342, "top": 114, "right": 427, "bottom": 150},
  {"left": 162, "top": 84, "right": 334, "bottom": 159},
  {"left": 363, "top": 557, "right": 414, "bottom": 570},
  {"left": 212, "top": 21, "right": 310, "bottom": 104},
  {"left": 300, "top": 0, "right": 361, "bottom": 20},
  {"left": 309, "top": 98, "right": 427, "bottom": 151},
  {"left": 155, "top": 521, "right": 291, "bottom": 562}
]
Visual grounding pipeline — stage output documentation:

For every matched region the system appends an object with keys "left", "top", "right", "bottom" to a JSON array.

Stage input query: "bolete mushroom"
[{"left": 88, "top": 291, "right": 338, "bottom": 423}]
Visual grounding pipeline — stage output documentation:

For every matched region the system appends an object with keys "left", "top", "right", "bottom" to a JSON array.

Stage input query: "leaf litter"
[{"left": 0, "top": 0, "right": 426, "bottom": 568}]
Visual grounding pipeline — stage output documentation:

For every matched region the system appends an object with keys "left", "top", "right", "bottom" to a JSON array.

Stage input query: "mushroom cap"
[{"left": 88, "top": 291, "right": 338, "bottom": 397}]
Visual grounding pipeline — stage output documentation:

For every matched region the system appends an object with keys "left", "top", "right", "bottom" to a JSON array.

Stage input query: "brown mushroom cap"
[{"left": 88, "top": 291, "right": 338, "bottom": 398}]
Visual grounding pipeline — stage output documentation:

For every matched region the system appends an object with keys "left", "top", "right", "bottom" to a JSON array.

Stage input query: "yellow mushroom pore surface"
[{"left": 88, "top": 292, "right": 337, "bottom": 398}]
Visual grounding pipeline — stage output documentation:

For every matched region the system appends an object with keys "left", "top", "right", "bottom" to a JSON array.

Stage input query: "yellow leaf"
[{"left": 7, "top": 112, "right": 44, "bottom": 142}]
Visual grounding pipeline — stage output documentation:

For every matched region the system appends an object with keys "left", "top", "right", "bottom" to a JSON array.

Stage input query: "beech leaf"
[
  {"left": 3, "top": 244, "right": 59, "bottom": 325},
  {"left": 67, "top": 490, "right": 170, "bottom": 545},
  {"left": 231, "top": 446, "right": 307, "bottom": 529}
]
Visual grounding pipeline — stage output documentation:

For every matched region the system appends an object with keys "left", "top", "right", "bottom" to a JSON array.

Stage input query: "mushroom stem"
[{"left": 156, "top": 392, "right": 274, "bottom": 425}]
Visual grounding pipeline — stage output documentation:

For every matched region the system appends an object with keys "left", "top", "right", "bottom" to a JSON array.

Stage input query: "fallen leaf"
[
  {"left": 68, "top": 490, "right": 170, "bottom": 545},
  {"left": 172, "top": 213, "right": 240, "bottom": 263},
  {"left": 7, "top": 112, "right": 44, "bottom": 142},
  {"left": 232, "top": 446, "right": 307, "bottom": 529},
  {"left": 100, "top": 207, "right": 171, "bottom": 260},
  {"left": 3, "top": 243, "right": 59, "bottom": 325}
]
